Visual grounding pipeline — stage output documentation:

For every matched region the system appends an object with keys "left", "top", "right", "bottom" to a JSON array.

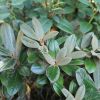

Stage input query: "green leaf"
[
  {"left": 0, "top": 0, "right": 5, "bottom": 7},
  {"left": 0, "top": 71, "right": 8, "bottom": 86},
  {"left": 49, "top": 39, "right": 60, "bottom": 55},
  {"left": 38, "top": 18, "right": 53, "bottom": 34},
  {"left": 16, "top": 30, "right": 23, "bottom": 57},
  {"left": 28, "top": 53, "right": 41, "bottom": 63},
  {"left": 79, "top": 0, "right": 94, "bottom": 8},
  {"left": 1, "top": 23, "right": 16, "bottom": 54},
  {"left": 83, "top": 91, "right": 100, "bottom": 100},
  {"left": 64, "top": 34, "right": 76, "bottom": 53},
  {"left": 11, "top": 0, "right": 25, "bottom": 5},
  {"left": 43, "top": 31, "right": 58, "bottom": 41},
  {"left": 61, "top": 65, "right": 79, "bottom": 76},
  {"left": 18, "top": 83, "right": 27, "bottom": 97},
  {"left": 57, "top": 57, "right": 72, "bottom": 66},
  {"left": 69, "top": 59, "right": 84, "bottom": 65},
  {"left": 48, "top": 50, "right": 56, "bottom": 58},
  {"left": 94, "top": 0, "right": 100, "bottom": 3},
  {"left": 0, "top": 46, "right": 12, "bottom": 56},
  {"left": 93, "top": 58, "right": 100, "bottom": 90},
  {"left": 83, "top": 78, "right": 97, "bottom": 92},
  {"left": 18, "top": 66, "right": 30, "bottom": 76},
  {"left": 55, "top": 19, "right": 74, "bottom": 34},
  {"left": 46, "top": 65, "right": 60, "bottom": 82},
  {"left": 7, "top": 72, "right": 22, "bottom": 95},
  {"left": 67, "top": 51, "right": 86, "bottom": 59},
  {"left": 0, "top": 10, "right": 10, "bottom": 20},
  {"left": 52, "top": 15, "right": 60, "bottom": 23},
  {"left": 32, "top": 17, "right": 44, "bottom": 39},
  {"left": 64, "top": 7, "right": 75, "bottom": 14},
  {"left": 81, "top": 32, "right": 93, "bottom": 49},
  {"left": 76, "top": 68, "right": 93, "bottom": 85},
  {"left": 80, "top": 21, "right": 93, "bottom": 33},
  {"left": 76, "top": 68, "right": 97, "bottom": 92},
  {"left": 12, "top": 3, "right": 24, "bottom": 9},
  {"left": 19, "top": 48, "right": 27, "bottom": 64},
  {"left": 69, "top": 80, "right": 78, "bottom": 95},
  {"left": 34, "top": 8, "right": 47, "bottom": 14},
  {"left": 20, "top": 23, "right": 40, "bottom": 41},
  {"left": 56, "top": 35, "right": 68, "bottom": 45},
  {"left": 36, "top": 74, "right": 48, "bottom": 85},
  {"left": 92, "top": 34, "right": 98, "bottom": 51},
  {"left": 31, "top": 61, "right": 48, "bottom": 74},
  {"left": 85, "top": 58, "right": 96, "bottom": 74},
  {"left": 2, "top": 86, "right": 10, "bottom": 98},
  {"left": 21, "top": 36, "right": 40, "bottom": 48},
  {"left": 75, "top": 85, "right": 85, "bottom": 100},
  {"left": 53, "top": 82, "right": 64, "bottom": 97},
  {"left": 0, "top": 58, "right": 16, "bottom": 72}
]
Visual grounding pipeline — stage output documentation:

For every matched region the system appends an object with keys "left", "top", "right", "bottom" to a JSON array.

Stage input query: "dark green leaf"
[
  {"left": 64, "top": 7, "right": 75, "bottom": 14},
  {"left": 18, "top": 66, "right": 30, "bottom": 76},
  {"left": 18, "top": 83, "right": 27, "bottom": 97},
  {"left": 61, "top": 65, "right": 79, "bottom": 76},
  {"left": 7, "top": 72, "right": 22, "bottom": 95},
  {"left": 0, "top": 71, "right": 8, "bottom": 86},
  {"left": 69, "top": 59, "right": 84, "bottom": 65},
  {"left": 28, "top": 53, "right": 41, "bottom": 63},
  {"left": 85, "top": 58, "right": 96, "bottom": 74}
]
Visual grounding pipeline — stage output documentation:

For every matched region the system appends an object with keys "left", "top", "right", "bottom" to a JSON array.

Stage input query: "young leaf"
[
  {"left": 38, "top": 45, "right": 48, "bottom": 53},
  {"left": 31, "top": 61, "right": 48, "bottom": 74},
  {"left": 0, "top": 71, "right": 8, "bottom": 86},
  {"left": 1, "top": 23, "right": 16, "bottom": 54},
  {"left": 32, "top": 17, "right": 44, "bottom": 39},
  {"left": 81, "top": 32, "right": 93, "bottom": 49},
  {"left": 43, "top": 31, "right": 58, "bottom": 41},
  {"left": 67, "top": 51, "right": 86, "bottom": 59},
  {"left": 0, "top": 46, "right": 12, "bottom": 56},
  {"left": 93, "top": 58, "right": 100, "bottom": 90},
  {"left": 7, "top": 73, "right": 22, "bottom": 95},
  {"left": 46, "top": 65, "right": 60, "bottom": 82},
  {"left": 57, "top": 57, "right": 72, "bottom": 66},
  {"left": 0, "top": 58, "right": 16, "bottom": 72},
  {"left": 56, "top": 47, "right": 67, "bottom": 62},
  {"left": 16, "top": 30, "right": 23, "bottom": 57},
  {"left": 18, "top": 83, "right": 27, "bottom": 98},
  {"left": 21, "top": 36, "right": 40, "bottom": 48},
  {"left": 75, "top": 85, "right": 85, "bottom": 100},
  {"left": 85, "top": 58, "right": 96, "bottom": 74},
  {"left": 66, "top": 95, "right": 75, "bottom": 100},
  {"left": 42, "top": 53, "right": 55, "bottom": 65},
  {"left": 61, "top": 88, "right": 75, "bottom": 99},
  {"left": 18, "top": 66, "right": 30, "bottom": 76},
  {"left": 64, "top": 34, "right": 76, "bottom": 53},
  {"left": 92, "top": 34, "right": 98, "bottom": 51},
  {"left": 20, "top": 23, "right": 40, "bottom": 41}
]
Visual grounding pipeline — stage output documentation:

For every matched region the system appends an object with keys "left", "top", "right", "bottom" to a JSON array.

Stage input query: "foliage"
[{"left": 0, "top": 0, "right": 100, "bottom": 99}]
